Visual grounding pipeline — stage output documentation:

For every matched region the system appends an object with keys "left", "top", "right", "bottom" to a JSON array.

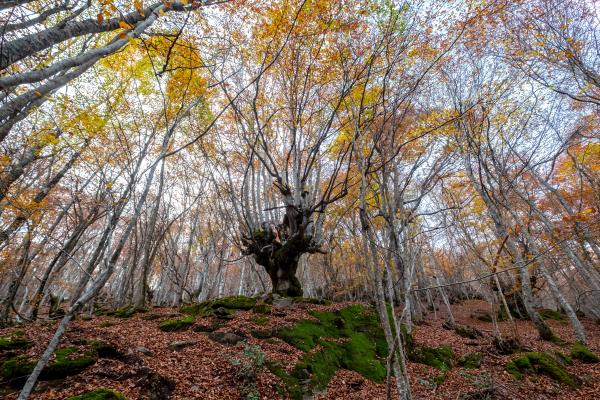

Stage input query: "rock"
[
  {"left": 168, "top": 340, "right": 197, "bottom": 351},
  {"left": 271, "top": 295, "right": 294, "bottom": 308},
  {"left": 136, "top": 346, "right": 154, "bottom": 356},
  {"left": 208, "top": 331, "right": 246, "bottom": 345}
]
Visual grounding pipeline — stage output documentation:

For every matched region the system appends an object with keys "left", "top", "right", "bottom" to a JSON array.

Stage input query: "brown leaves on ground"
[{"left": 1, "top": 299, "right": 599, "bottom": 399}]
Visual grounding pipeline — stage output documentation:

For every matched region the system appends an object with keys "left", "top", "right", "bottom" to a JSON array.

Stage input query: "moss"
[
  {"left": 0, "top": 355, "right": 35, "bottom": 386},
  {"left": 180, "top": 296, "right": 258, "bottom": 318},
  {"left": 99, "top": 320, "right": 114, "bottom": 328},
  {"left": 0, "top": 335, "right": 32, "bottom": 351},
  {"left": 293, "top": 298, "right": 332, "bottom": 305},
  {"left": 506, "top": 352, "right": 577, "bottom": 387},
  {"left": 273, "top": 304, "right": 387, "bottom": 399},
  {"left": 41, "top": 348, "right": 97, "bottom": 379},
  {"left": 253, "top": 316, "right": 269, "bottom": 326},
  {"left": 539, "top": 309, "right": 567, "bottom": 323},
  {"left": 459, "top": 352, "right": 482, "bottom": 369},
  {"left": 67, "top": 388, "right": 127, "bottom": 400},
  {"left": 409, "top": 345, "right": 453, "bottom": 371},
  {"left": 105, "top": 305, "right": 135, "bottom": 318},
  {"left": 212, "top": 296, "right": 257, "bottom": 310},
  {"left": 252, "top": 303, "right": 272, "bottom": 314},
  {"left": 159, "top": 315, "right": 194, "bottom": 332},
  {"left": 88, "top": 340, "right": 121, "bottom": 358},
  {"left": 492, "top": 335, "right": 521, "bottom": 355},
  {"left": 266, "top": 360, "right": 302, "bottom": 399},
  {"left": 571, "top": 342, "right": 600, "bottom": 363},
  {"left": 1, "top": 348, "right": 96, "bottom": 386},
  {"left": 553, "top": 351, "right": 572, "bottom": 365},
  {"left": 454, "top": 324, "right": 481, "bottom": 339},
  {"left": 506, "top": 360, "right": 523, "bottom": 380}
]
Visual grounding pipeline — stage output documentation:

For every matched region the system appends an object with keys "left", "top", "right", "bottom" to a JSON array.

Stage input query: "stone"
[
  {"left": 208, "top": 331, "right": 246, "bottom": 345},
  {"left": 135, "top": 347, "right": 154, "bottom": 356},
  {"left": 168, "top": 340, "right": 197, "bottom": 351},
  {"left": 272, "top": 295, "right": 294, "bottom": 308}
]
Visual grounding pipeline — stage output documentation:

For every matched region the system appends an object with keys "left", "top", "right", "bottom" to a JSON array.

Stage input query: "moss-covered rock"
[
  {"left": 88, "top": 340, "right": 122, "bottom": 358},
  {"left": 67, "top": 388, "right": 127, "bottom": 400},
  {"left": 293, "top": 297, "right": 332, "bottom": 306},
  {"left": 273, "top": 304, "right": 387, "bottom": 399},
  {"left": 159, "top": 315, "right": 194, "bottom": 332},
  {"left": 252, "top": 303, "right": 272, "bottom": 314},
  {"left": 459, "top": 352, "right": 482, "bottom": 369},
  {"left": 571, "top": 342, "right": 600, "bottom": 363},
  {"left": 409, "top": 345, "right": 453, "bottom": 371},
  {"left": 253, "top": 316, "right": 269, "bottom": 326},
  {"left": 104, "top": 305, "right": 136, "bottom": 318},
  {"left": 212, "top": 296, "right": 257, "bottom": 310},
  {"left": 0, "top": 347, "right": 97, "bottom": 387},
  {"left": 454, "top": 324, "right": 482, "bottom": 339},
  {"left": 0, "top": 333, "right": 32, "bottom": 351},
  {"left": 506, "top": 352, "right": 577, "bottom": 387},
  {"left": 180, "top": 296, "right": 258, "bottom": 318},
  {"left": 492, "top": 335, "right": 521, "bottom": 355},
  {"left": 539, "top": 309, "right": 567, "bottom": 323}
]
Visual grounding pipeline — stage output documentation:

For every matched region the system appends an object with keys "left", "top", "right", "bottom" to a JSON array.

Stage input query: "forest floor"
[{"left": 1, "top": 298, "right": 600, "bottom": 400}]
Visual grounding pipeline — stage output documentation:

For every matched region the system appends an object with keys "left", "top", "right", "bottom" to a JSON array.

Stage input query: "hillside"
[{"left": 1, "top": 297, "right": 599, "bottom": 400}]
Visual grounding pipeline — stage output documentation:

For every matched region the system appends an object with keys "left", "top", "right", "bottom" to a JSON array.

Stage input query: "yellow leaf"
[{"left": 119, "top": 20, "right": 132, "bottom": 30}]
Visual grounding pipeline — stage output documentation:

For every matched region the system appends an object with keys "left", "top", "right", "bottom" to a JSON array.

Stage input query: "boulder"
[
  {"left": 168, "top": 340, "right": 197, "bottom": 351},
  {"left": 208, "top": 331, "right": 246, "bottom": 345}
]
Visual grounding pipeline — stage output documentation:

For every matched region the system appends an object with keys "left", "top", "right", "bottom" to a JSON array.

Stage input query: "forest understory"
[{"left": 1, "top": 297, "right": 599, "bottom": 400}]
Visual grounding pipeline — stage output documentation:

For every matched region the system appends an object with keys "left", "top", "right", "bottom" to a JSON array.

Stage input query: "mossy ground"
[
  {"left": 0, "top": 332, "right": 32, "bottom": 351},
  {"left": 459, "top": 352, "right": 482, "bottom": 369},
  {"left": 180, "top": 296, "right": 258, "bottom": 318},
  {"left": 409, "top": 345, "right": 454, "bottom": 371},
  {"left": 571, "top": 342, "right": 600, "bottom": 363},
  {"left": 506, "top": 352, "right": 577, "bottom": 387},
  {"left": 539, "top": 309, "right": 567, "bottom": 324},
  {"left": 159, "top": 315, "right": 194, "bottom": 332},
  {"left": 1, "top": 347, "right": 97, "bottom": 387},
  {"left": 270, "top": 304, "right": 387, "bottom": 399},
  {"left": 67, "top": 388, "right": 127, "bottom": 400}
]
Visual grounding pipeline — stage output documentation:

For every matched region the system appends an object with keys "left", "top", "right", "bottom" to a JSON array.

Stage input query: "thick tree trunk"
[{"left": 265, "top": 257, "right": 303, "bottom": 297}]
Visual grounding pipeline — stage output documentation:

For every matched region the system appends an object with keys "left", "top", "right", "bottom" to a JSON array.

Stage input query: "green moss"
[
  {"left": 506, "top": 352, "right": 577, "bottom": 387},
  {"left": 409, "top": 345, "right": 453, "bottom": 371},
  {"left": 454, "top": 325, "right": 481, "bottom": 339},
  {"left": 252, "top": 304, "right": 272, "bottom": 314},
  {"left": 571, "top": 342, "right": 600, "bottom": 363},
  {"left": 553, "top": 351, "right": 572, "bottom": 365},
  {"left": 1, "top": 348, "right": 97, "bottom": 386},
  {"left": 0, "top": 355, "right": 35, "bottom": 385},
  {"left": 88, "top": 340, "right": 121, "bottom": 358},
  {"left": 0, "top": 335, "right": 32, "bottom": 351},
  {"left": 67, "top": 388, "right": 127, "bottom": 400},
  {"left": 293, "top": 298, "right": 332, "bottom": 305},
  {"left": 159, "top": 315, "right": 194, "bottom": 332},
  {"left": 539, "top": 309, "right": 567, "bottom": 323},
  {"left": 459, "top": 352, "right": 482, "bottom": 369},
  {"left": 253, "top": 316, "right": 269, "bottom": 326},
  {"left": 506, "top": 360, "right": 523, "bottom": 380},
  {"left": 266, "top": 361, "right": 302, "bottom": 399},
  {"left": 42, "top": 348, "right": 97, "bottom": 379},
  {"left": 273, "top": 304, "right": 387, "bottom": 399},
  {"left": 103, "top": 305, "right": 135, "bottom": 318},
  {"left": 212, "top": 296, "right": 257, "bottom": 310},
  {"left": 180, "top": 296, "right": 258, "bottom": 318},
  {"left": 99, "top": 320, "right": 114, "bottom": 328}
]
